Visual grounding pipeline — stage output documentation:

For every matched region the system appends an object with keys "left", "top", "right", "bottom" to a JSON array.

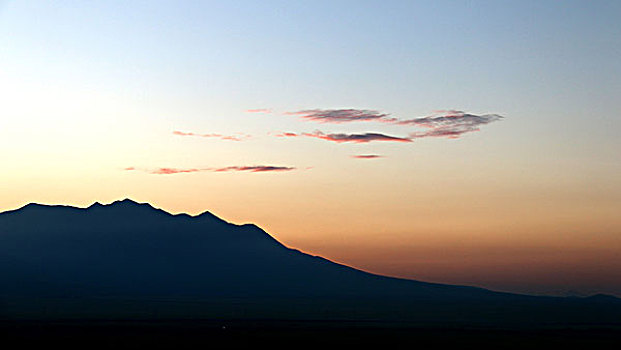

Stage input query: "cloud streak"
[
  {"left": 173, "top": 130, "right": 251, "bottom": 141},
  {"left": 246, "top": 108, "right": 273, "bottom": 113},
  {"left": 213, "top": 165, "right": 295, "bottom": 172},
  {"left": 398, "top": 110, "right": 503, "bottom": 139},
  {"left": 303, "top": 131, "right": 412, "bottom": 143},
  {"left": 288, "top": 109, "right": 393, "bottom": 124},
  {"left": 125, "top": 165, "right": 296, "bottom": 175},
  {"left": 280, "top": 109, "right": 502, "bottom": 139},
  {"left": 151, "top": 167, "right": 203, "bottom": 175},
  {"left": 273, "top": 132, "right": 301, "bottom": 138},
  {"left": 351, "top": 154, "right": 384, "bottom": 159}
]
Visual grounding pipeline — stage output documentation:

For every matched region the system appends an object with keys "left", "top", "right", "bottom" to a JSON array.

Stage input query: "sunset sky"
[{"left": 1, "top": 1, "right": 620, "bottom": 296}]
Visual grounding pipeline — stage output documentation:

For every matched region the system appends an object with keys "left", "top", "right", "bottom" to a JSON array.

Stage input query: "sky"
[{"left": 0, "top": 0, "right": 620, "bottom": 296}]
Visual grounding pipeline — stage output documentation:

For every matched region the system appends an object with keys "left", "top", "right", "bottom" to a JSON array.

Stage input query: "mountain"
[{"left": 1, "top": 199, "right": 620, "bottom": 326}]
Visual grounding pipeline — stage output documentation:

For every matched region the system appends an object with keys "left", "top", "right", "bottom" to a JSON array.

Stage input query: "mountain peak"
[
  {"left": 93, "top": 198, "right": 157, "bottom": 211},
  {"left": 84, "top": 199, "right": 167, "bottom": 217},
  {"left": 5, "top": 199, "right": 226, "bottom": 225},
  {"left": 111, "top": 198, "right": 146, "bottom": 206}
]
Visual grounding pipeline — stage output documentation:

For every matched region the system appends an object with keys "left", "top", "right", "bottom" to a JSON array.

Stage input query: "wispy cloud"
[
  {"left": 246, "top": 108, "right": 273, "bottom": 113},
  {"left": 213, "top": 165, "right": 295, "bottom": 172},
  {"left": 270, "top": 130, "right": 411, "bottom": 143},
  {"left": 273, "top": 132, "right": 301, "bottom": 137},
  {"left": 399, "top": 111, "right": 503, "bottom": 139},
  {"left": 173, "top": 130, "right": 251, "bottom": 141},
  {"left": 303, "top": 131, "right": 412, "bottom": 143},
  {"left": 351, "top": 154, "right": 384, "bottom": 159},
  {"left": 124, "top": 165, "right": 295, "bottom": 175},
  {"left": 287, "top": 109, "right": 394, "bottom": 124},
  {"left": 150, "top": 167, "right": 203, "bottom": 175},
  {"left": 280, "top": 108, "right": 502, "bottom": 139}
]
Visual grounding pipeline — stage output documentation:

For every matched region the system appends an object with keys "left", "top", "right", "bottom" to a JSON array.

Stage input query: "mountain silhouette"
[{"left": 1, "top": 199, "right": 620, "bottom": 326}]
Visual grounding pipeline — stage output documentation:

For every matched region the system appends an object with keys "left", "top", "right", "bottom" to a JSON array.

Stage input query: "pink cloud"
[
  {"left": 172, "top": 131, "right": 197, "bottom": 136},
  {"left": 214, "top": 165, "right": 295, "bottom": 173},
  {"left": 150, "top": 168, "right": 203, "bottom": 175},
  {"left": 274, "top": 132, "right": 301, "bottom": 137},
  {"left": 173, "top": 130, "right": 251, "bottom": 141},
  {"left": 397, "top": 110, "right": 500, "bottom": 127},
  {"left": 124, "top": 165, "right": 295, "bottom": 175},
  {"left": 397, "top": 111, "right": 502, "bottom": 138},
  {"left": 279, "top": 108, "right": 503, "bottom": 139},
  {"left": 287, "top": 109, "right": 394, "bottom": 124},
  {"left": 303, "top": 131, "right": 412, "bottom": 143},
  {"left": 351, "top": 154, "right": 384, "bottom": 159},
  {"left": 246, "top": 108, "right": 273, "bottom": 113}
]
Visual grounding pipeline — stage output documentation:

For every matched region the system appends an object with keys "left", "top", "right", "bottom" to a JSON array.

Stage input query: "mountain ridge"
[
  {"left": 0, "top": 199, "right": 507, "bottom": 293},
  {"left": 1, "top": 199, "right": 619, "bottom": 325}
]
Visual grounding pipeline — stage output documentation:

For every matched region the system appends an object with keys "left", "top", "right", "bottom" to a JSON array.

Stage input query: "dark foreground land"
[
  {"left": 2, "top": 202, "right": 621, "bottom": 348},
  {"left": 1, "top": 320, "right": 620, "bottom": 349}
]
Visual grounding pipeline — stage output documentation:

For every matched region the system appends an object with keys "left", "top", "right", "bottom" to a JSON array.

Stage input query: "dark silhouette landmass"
[{"left": 0, "top": 199, "right": 620, "bottom": 346}]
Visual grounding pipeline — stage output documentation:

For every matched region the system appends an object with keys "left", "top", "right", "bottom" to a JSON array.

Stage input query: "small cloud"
[
  {"left": 273, "top": 132, "right": 301, "bottom": 137},
  {"left": 124, "top": 165, "right": 295, "bottom": 175},
  {"left": 220, "top": 134, "right": 251, "bottom": 141},
  {"left": 150, "top": 167, "right": 203, "bottom": 175},
  {"left": 246, "top": 108, "right": 273, "bottom": 113},
  {"left": 279, "top": 108, "right": 503, "bottom": 139},
  {"left": 288, "top": 109, "right": 394, "bottom": 124},
  {"left": 173, "top": 130, "right": 251, "bottom": 141},
  {"left": 398, "top": 111, "right": 502, "bottom": 139},
  {"left": 303, "top": 131, "right": 412, "bottom": 143},
  {"left": 124, "top": 167, "right": 136, "bottom": 171},
  {"left": 214, "top": 165, "right": 295, "bottom": 173},
  {"left": 351, "top": 154, "right": 384, "bottom": 159},
  {"left": 172, "top": 131, "right": 196, "bottom": 136}
]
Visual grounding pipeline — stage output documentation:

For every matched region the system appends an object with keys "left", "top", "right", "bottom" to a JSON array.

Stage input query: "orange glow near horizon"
[{"left": 1, "top": 156, "right": 619, "bottom": 297}]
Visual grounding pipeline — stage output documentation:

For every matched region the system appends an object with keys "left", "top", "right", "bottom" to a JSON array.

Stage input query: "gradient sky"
[{"left": 1, "top": 0, "right": 620, "bottom": 296}]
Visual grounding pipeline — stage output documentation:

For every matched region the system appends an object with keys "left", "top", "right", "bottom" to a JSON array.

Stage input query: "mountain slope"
[{"left": 1, "top": 199, "right": 619, "bottom": 325}]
